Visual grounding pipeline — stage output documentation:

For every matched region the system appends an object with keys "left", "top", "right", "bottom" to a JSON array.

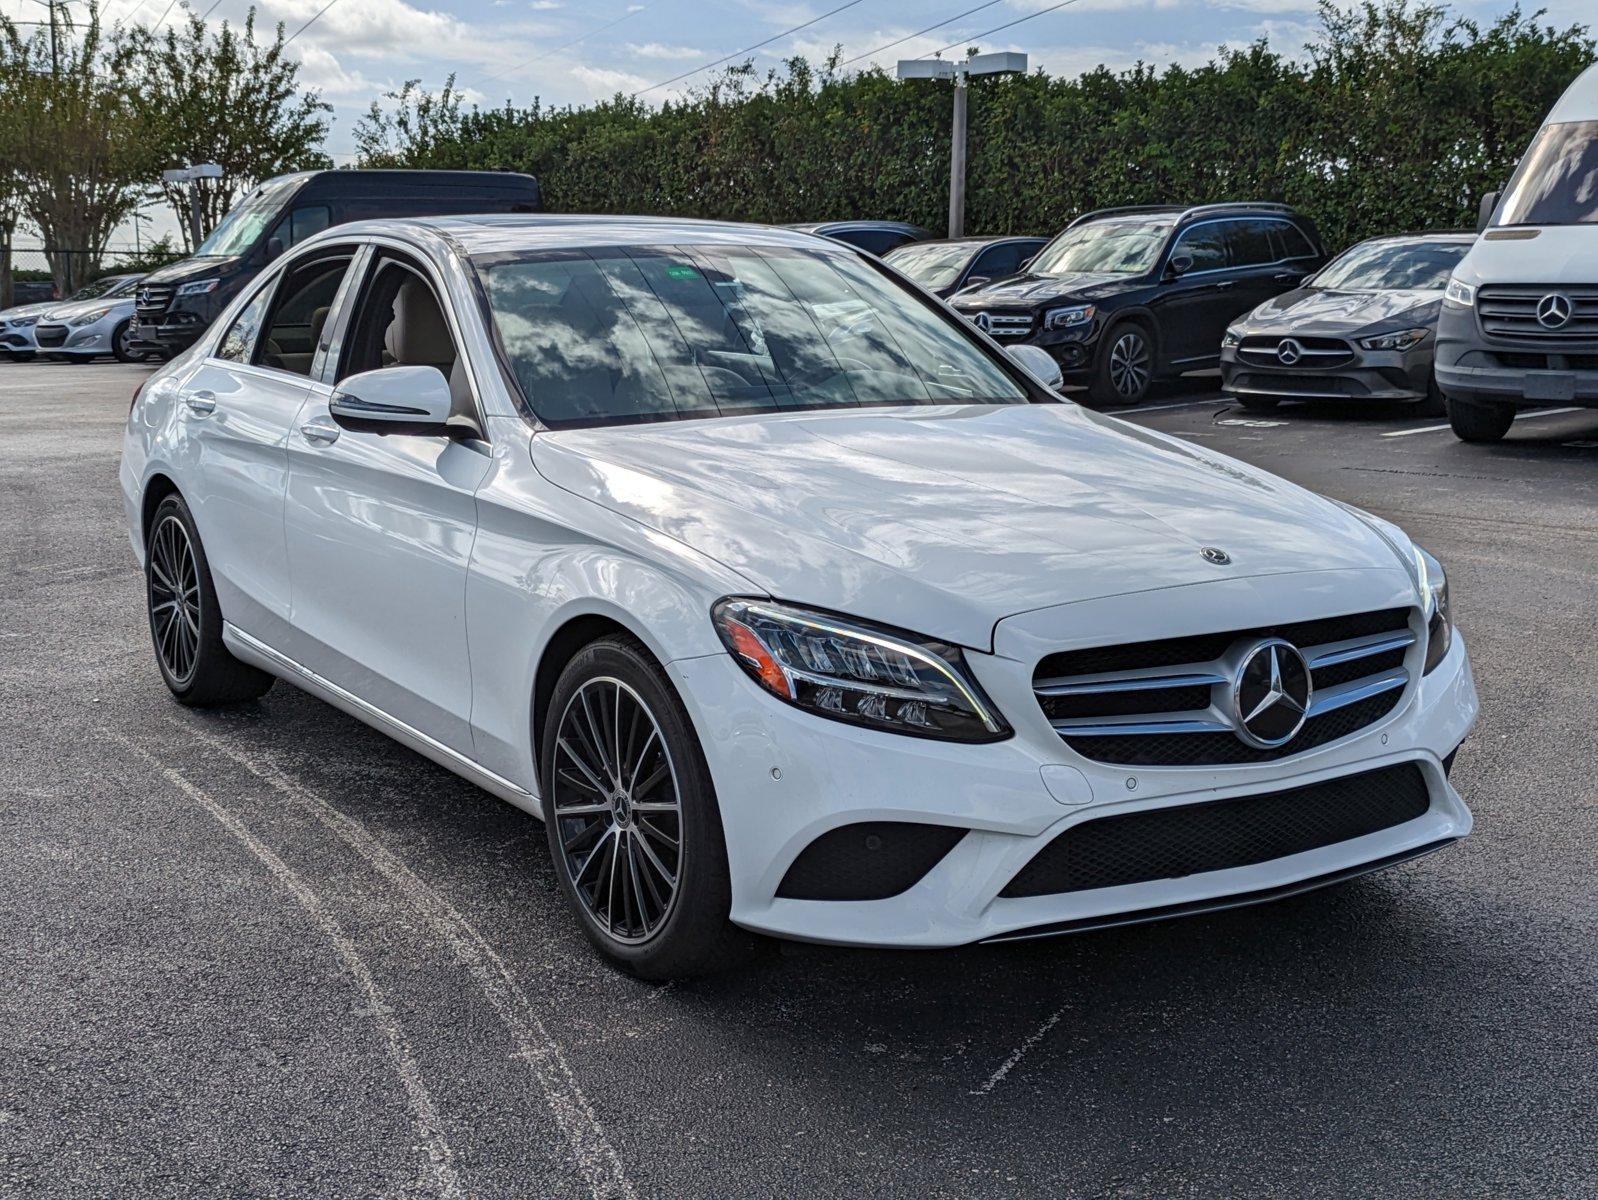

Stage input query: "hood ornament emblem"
[{"left": 1201, "top": 546, "right": 1231, "bottom": 565}]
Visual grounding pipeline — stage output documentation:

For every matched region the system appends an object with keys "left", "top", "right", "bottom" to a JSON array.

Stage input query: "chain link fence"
[{"left": 2, "top": 245, "right": 183, "bottom": 309}]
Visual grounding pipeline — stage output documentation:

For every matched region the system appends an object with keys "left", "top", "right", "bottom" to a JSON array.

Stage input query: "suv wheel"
[
  {"left": 1447, "top": 396, "right": 1515, "bottom": 443},
  {"left": 146, "top": 494, "right": 275, "bottom": 705},
  {"left": 542, "top": 635, "right": 757, "bottom": 979},
  {"left": 1089, "top": 323, "right": 1154, "bottom": 406}
]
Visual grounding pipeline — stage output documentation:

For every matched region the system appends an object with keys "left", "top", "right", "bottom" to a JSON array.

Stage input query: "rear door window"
[
  {"left": 1223, "top": 220, "right": 1279, "bottom": 267},
  {"left": 254, "top": 253, "right": 355, "bottom": 377},
  {"left": 1271, "top": 222, "right": 1319, "bottom": 261},
  {"left": 215, "top": 283, "right": 275, "bottom": 363}
]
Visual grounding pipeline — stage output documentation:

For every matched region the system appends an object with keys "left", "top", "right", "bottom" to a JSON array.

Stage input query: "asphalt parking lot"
[{"left": 2, "top": 360, "right": 1595, "bottom": 1199}]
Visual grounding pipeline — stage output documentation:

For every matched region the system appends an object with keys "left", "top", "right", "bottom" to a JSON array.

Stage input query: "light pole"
[
  {"left": 898, "top": 51, "right": 1027, "bottom": 239},
  {"left": 162, "top": 164, "right": 225, "bottom": 251}
]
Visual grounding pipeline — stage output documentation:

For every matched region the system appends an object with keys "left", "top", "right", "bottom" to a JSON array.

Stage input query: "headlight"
[
  {"left": 1414, "top": 547, "right": 1452, "bottom": 674},
  {"left": 1359, "top": 327, "right": 1429, "bottom": 352},
  {"left": 69, "top": 307, "right": 112, "bottom": 327},
  {"left": 1443, "top": 278, "right": 1475, "bottom": 308},
  {"left": 12, "top": 316, "right": 38, "bottom": 328},
  {"left": 1222, "top": 327, "right": 1243, "bottom": 349},
  {"left": 175, "top": 279, "right": 220, "bottom": 298},
  {"left": 1043, "top": 304, "right": 1094, "bottom": 331},
  {"left": 711, "top": 598, "right": 1010, "bottom": 742}
]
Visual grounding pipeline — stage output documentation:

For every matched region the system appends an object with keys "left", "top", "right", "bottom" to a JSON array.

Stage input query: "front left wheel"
[
  {"left": 145, "top": 494, "right": 275, "bottom": 706},
  {"left": 541, "top": 635, "right": 757, "bottom": 979}
]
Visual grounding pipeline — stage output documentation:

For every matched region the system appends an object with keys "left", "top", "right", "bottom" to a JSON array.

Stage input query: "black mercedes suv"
[{"left": 949, "top": 203, "right": 1326, "bottom": 404}]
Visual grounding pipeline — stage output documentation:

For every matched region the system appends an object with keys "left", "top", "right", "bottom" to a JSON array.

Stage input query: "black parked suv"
[
  {"left": 950, "top": 203, "right": 1326, "bottom": 404},
  {"left": 131, "top": 169, "right": 541, "bottom": 356}
]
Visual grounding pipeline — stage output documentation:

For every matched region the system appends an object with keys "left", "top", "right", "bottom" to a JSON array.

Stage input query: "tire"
[
  {"left": 541, "top": 634, "right": 758, "bottom": 979},
  {"left": 1413, "top": 375, "right": 1447, "bottom": 419},
  {"left": 1447, "top": 395, "right": 1515, "bottom": 443},
  {"left": 112, "top": 319, "right": 139, "bottom": 363},
  {"left": 1087, "top": 322, "right": 1155, "bottom": 406},
  {"left": 1235, "top": 395, "right": 1281, "bottom": 412},
  {"left": 145, "top": 494, "right": 275, "bottom": 706}
]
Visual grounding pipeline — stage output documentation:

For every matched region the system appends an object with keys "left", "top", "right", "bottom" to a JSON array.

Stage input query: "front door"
[
  {"left": 1154, "top": 222, "right": 1239, "bottom": 366},
  {"left": 282, "top": 249, "right": 490, "bottom": 754}
]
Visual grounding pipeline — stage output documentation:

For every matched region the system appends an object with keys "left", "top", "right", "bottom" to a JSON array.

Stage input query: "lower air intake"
[
  {"left": 1000, "top": 761, "right": 1430, "bottom": 898},
  {"left": 777, "top": 821, "right": 966, "bottom": 901}
]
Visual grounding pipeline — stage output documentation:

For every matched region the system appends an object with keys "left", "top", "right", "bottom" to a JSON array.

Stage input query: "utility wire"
[
  {"left": 838, "top": 0, "right": 1005, "bottom": 68},
  {"left": 929, "top": 0, "right": 1080, "bottom": 57},
  {"left": 283, "top": 0, "right": 341, "bottom": 46},
  {"left": 633, "top": 0, "right": 868, "bottom": 98},
  {"left": 478, "top": 0, "right": 667, "bottom": 88},
  {"left": 149, "top": 0, "right": 181, "bottom": 28}
]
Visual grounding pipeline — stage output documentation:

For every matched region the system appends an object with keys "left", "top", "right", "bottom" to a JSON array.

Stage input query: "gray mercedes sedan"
[{"left": 1220, "top": 231, "right": 1475, "bottom": 415}]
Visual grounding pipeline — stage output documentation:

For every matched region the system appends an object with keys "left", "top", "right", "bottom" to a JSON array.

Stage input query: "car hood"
[
  {"left": 951, "top": 271, "right": 1138, "bottom": 309},
  {"left": 139, "top": 255, "right": 245, "bottom": 285},
  {"left": 1453, "top": 225, "right": 1595, "bottom": 287},
  {"left": 41, "top": 296, "right": 134, "bottom": 322},
  {"left": 1242, "top": 287, "right": 1442, "bottom": 335},
  {"left": 530, "top": 403, "right": 1407, "bottom": 650},
  {"left": 0, "top": 300, "right": 59, "bottom": 322}
]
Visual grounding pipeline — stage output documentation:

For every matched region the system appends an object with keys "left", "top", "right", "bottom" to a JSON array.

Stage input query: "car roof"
[
  {"left": 320, "top": 214, "right": 896, "bottom": 256},
  {"left": 889, "top": 235, "right": 1045, "bottom": 249},
  {"left": 1354, "top": 230, "right": 1478, "bottom": 244},
  {"left": 783, "top": 220, "right": 929, "bottom": 235}
]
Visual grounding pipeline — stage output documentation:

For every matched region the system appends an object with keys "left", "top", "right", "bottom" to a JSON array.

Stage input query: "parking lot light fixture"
[{"left": 898, "top": 51, "right": 1027, "bottom": 238}]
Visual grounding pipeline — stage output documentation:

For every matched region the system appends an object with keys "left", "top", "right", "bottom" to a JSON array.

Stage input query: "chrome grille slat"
[
  {"left": 1477, "top": 286, "right": 1598, "bottom": 341},
  {"left": 1033, "top": 608, "right": 1416, "bottom": 766}
]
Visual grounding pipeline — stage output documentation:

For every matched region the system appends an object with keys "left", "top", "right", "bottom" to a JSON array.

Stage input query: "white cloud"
[
  {"left": 571, "top": 63, "right": 654, "bottom": 96},
  {"left": 625, "top": 42, "right": 708, "bottom": 59}
]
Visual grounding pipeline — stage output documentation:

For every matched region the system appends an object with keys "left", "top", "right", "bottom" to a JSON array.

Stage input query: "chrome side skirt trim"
[{"left": 222, "top": 622, "right": 541, "bottom": 817}]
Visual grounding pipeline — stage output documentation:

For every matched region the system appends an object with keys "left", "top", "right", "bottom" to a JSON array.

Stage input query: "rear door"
[
  {"left": 171, "top": 251, "right": 351, "bottom": 645},
  {"left": 282, "top": 245, "right": 491, "bottom": 754},
  {"left": 1224, "top": 218, "right": 1306, "bottom": 317}
]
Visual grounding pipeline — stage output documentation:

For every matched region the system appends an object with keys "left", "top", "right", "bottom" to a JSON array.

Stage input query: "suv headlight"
[
  {"left": 1359, "top": 327, "right": 1429, "bottom": 352},
  {"left": 1414, "top": 547, "right": 1452, "bottom": 674},
  {"left": 1043, "top": 304, "right": 1094, "bottom": 331},
  {"left": 712, "top": 599, "right": 1010, "bottom": 742},
  {"left": 69, "top": 307, "right": 112, "bottom": 327},
  {"left": 175, "top": 279, "right": 220, "bottom": 297},
  {"left": 1443, "top": 278, "right": 1475, "bottom": 308}
]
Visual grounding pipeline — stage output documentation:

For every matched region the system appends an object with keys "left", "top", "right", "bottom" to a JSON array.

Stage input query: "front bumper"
[
  {"left": 1220, "top": 340, "right": 1433, "bottom": 403},
  {"left": 0, "top": 324, "right": 39, "bottom": 354},
  {"left": 34, "top": 319, "right": 117, "bottom": 356},
  {"left": 1435, "top": 301, "right": 1598, "bottom": 408},
  {"left": 672, "top": 612, "right": 1477, "bottom": 949}
]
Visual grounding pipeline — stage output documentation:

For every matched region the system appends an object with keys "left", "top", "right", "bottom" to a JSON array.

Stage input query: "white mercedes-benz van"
[{"left": 1436, "top": 61, "right": 1598, "bottom": 442}]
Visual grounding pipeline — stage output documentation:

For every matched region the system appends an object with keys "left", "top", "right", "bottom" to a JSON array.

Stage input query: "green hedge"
[{"left": 357, "top": 1, "right": 1593, "bottom": 253}]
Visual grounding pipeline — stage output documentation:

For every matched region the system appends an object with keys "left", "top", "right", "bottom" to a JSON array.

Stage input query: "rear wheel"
[
  {"left": 1088, "top": 322, "right": 1154, "bottom": 406},
  {"left": 112, "top": 319, "right": 140, "bottom": 363},
  {"left": 145, "top": 494, "right": 275, "bottom": 706},
  {"left": 542, "top": 635, "right": 756, "bottom": 979},
  {"left": 1447, "top": 395, "right": 1515, "bottom": 443}
]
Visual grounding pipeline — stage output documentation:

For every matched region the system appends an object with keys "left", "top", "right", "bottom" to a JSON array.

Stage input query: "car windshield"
[
  {"left": 475, "top": 243, "right": 1031, "bottom": 428},
  {"left": 194, "top": 176, "right": 301, "bottom": 257},
  {"left": 884, "top": 242, "right": 977, "bottom": 288},
  {"left": 1029, "top": 217, "right": 1174, "bottom": 276},
  {"left": 1311, "top": 240, "right": 1472, "bottom": 291},
  {"left": 71, "top": 276, "right": 130, "bottom": 301},
  {"left": 1497, "top": 120, "right": 1598, "bottom": 226}
]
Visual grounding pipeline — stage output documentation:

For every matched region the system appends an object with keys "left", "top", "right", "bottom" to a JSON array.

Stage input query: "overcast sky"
[{"left": 3, "top": 0, "right": 1592, "bottom": 250}]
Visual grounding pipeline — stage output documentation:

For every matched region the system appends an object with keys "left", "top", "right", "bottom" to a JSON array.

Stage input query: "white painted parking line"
[
  {"left": 969, "top": 1003, "right": 1071, "bottom": 1096},
  {"left": 1128, "top": 397, "right": 1228, "bottom": 414},
  {"left": 1380, "top": 407, "right": 1582, "bottom": 438}
]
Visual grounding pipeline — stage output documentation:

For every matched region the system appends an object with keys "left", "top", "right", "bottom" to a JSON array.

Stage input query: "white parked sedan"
[{"left": 121, "top": 216, "right": 1478, "bottom": 977}]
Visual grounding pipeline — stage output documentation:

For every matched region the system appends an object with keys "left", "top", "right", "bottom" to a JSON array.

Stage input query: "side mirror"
[
  {"left": 329, "top": 365, "right": 453, "bottom": 434},
  {"left": 1019, "top": 255, "right": 1035, "bottom": 270},
  {"left": 265, "top": 237, "right": 285, "bottom": 262},
  {"left": 1166, "top": 254, "right": 1194, "bottom": 279},
  {"left": 1005, "top": 343, "right": 1064, "bottom": 392},
  {"left": 1477, "top": 190, "right": 1500, "bottom": 232}
]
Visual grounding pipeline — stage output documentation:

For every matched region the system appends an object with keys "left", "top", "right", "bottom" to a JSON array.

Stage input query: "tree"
[
  {"left": 125, "top": 10, "right": 331, "bottom": 251},
  {"left": 0, "top": 8, "right": 150, "bottom": 295}
]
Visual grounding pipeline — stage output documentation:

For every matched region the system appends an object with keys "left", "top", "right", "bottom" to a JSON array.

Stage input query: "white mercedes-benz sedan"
[{"left": 121, "top": 215, "right": 1478, "bottom": 977}]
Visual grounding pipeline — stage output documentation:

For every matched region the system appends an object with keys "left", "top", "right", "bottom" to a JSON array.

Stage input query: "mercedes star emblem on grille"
[
  {"left": 973, "top": 312, "right": 991, "bottom": 332},
  {"left": 1276, "top": 337, "right": 1304, "bottom": 365},
  {"left": 1201, "top": 546, "right": 1231, "bottom": 565},
  {"left": 1536, "top": 292, "right": 1573, "bottom": 329},
  {"left": 1231, "top": 639, "right": 1312, "bottom": 749}
]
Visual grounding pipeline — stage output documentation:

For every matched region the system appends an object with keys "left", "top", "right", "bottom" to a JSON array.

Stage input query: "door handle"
[
  {"left": 183, "top": 391, "right": 216, "bottom": 416},
  {"left": 299, "top": 420, "right": 340, "bottom": 446},
  {"left": 1273, "top": 272, "right": 1299, "bottom": 282},
  {"left": 1215, "top": 281, "right": 1236, "bottom": 291}
]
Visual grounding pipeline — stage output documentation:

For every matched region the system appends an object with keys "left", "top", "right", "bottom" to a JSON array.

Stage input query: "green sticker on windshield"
[{"left": 665, "top": 265, "right": 699, "bottom": 280}]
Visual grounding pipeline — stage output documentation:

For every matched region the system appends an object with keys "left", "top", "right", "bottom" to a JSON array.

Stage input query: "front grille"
[
  {"left": 1239, "top": 335, "right": 1354, "bottom": 368},
  {"left": 1035, "top": 607, "right": 1415, "bottom": 767},
  {"left": 135, "top": 283, "right": 175, "bottom": 323},
  {"left": 964, "top": 310, "right": 1034, "bottom": 338},
  {"left": 1489, "top": 350, "right": 1598, "bottom": 370},
  {"left": 1230, "top": 373, "right": 1366, "bottom": 397},
  {"left": 1477, "top": 286, "right": 1598, "bottom": 342},
  {"left": 1000, "top": 761, "right": 1431, "bottom": 897},
  {"left": 33, "top": 324, "right": 67, "bottom": 348}
]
